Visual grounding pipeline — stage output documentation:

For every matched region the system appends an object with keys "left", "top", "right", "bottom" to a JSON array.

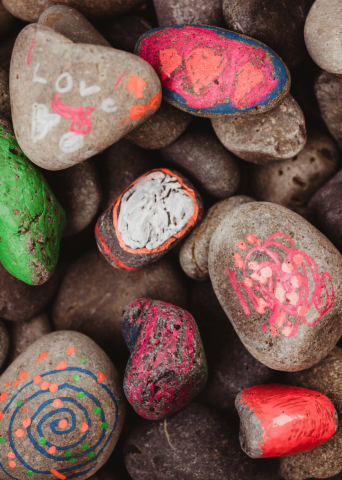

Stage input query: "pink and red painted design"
[{"left": 226, "top": 232, "right": 334, "bottom": 338}]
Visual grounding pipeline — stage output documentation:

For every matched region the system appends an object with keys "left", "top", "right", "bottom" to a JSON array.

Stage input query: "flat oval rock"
[
  {"left": 208, "top": 202, "right": 342, "bottom": 371},
  {"left": 135, "top": 25, "right": 290, "bottom": 118},
  {"left": 0, "top": 330, "right": 126, "bottom": 480},
  {"left": 10, "top": 24, "right": 161, "bottom": 170}
]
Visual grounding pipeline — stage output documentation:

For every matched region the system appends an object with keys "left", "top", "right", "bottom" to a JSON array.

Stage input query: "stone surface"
[
  {"left": 160, "top": 129, "right": 240, "bottom": 198},
  {"left": 280, "top": 347, "right": 342, "bottom": 479},
  {"left": 0, "top": 117, "right": 66, "bottom": 285},
  {"left": 2, "top": 0, "right": 145, "bottom": 22},
  {"left": 0, "top": 68, "right": 11, "bottom": 121},
  {"left": 8, "top": 311, "right": 52, "bottom": 362},
  {"left": 249, "top": 130, "right": 338, "bottom": 207},
  {"left": 315, "top": 183, "right": 342, "bottom": 252},
  {"left": 125, "top": 100, "right": 192, "bottom": 149},
  {"left": 0, "top": 320, "right": 9, "bottom": 370},
  {"left": 38, "top": 5, "right": 111, "bottom": 47},
  {"left": 101, "top": 15, "right": 151, "bottom": 54},
  {"left": 43, "top": 159, "right": 102, "bottom": 237},
  {"left": 136, "top": 25, "right": 290, "bottom": 118},
  {"left": 52, "top": 249, "right": 189, "bottom": 357},
  {"left": 10, "top": 23, "right": 161, "bottom": 170},
  {"left": 180, "top": 195, "right": 254, "bottom": 281},
  {"left": 208, "top": 202, "right": 342, "bottom": 372},
  {"left": 121, "top": 298, "right": 207, "bottom": 419},
  {"left": 211, "top": 94, "right": 306, "bottom": 164},
  {"left": 124, "top": 403, "right": 278, "bottom": 480},
  {"left": 308, "top": 168, "right": 342, "bottom": 211},
  {"left": 190, "top": 280, "right": 277, "bottom": 413},
  {"left": 153, "top": 0, "right": 224, "bottom": 27},
  {"left": 0, "top": 330, "right": 126, "bottom": 480},
  {"left": 223, "top": 0, "right": 313, "bottom": 69},
  {"left": 95, "top": 169, "right": 203, "bottom": 270},
  {"left": 236, "top": 384, "right": 337, "bottom": 459},
  {"left": 315, "top": 70, "right": 342, "bottom": 151},
  {"left": 304, "top": 0, "right": 342, "bottom": 74}
]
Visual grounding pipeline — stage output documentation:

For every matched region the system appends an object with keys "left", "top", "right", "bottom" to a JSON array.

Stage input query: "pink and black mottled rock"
[
  {"left": 95, "top": 169, "right": 203, "bottom": 270},
  {"left": 121, "top": 298, "right": 207, "bottom": 420},
  {"left": 236, "top": 384, "right": 338, "bottom": 459}
]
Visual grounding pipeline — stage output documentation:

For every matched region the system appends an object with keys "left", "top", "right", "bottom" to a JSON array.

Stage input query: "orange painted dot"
[
  {"left": 34, "top": 375, "right": 42, "bottom": 385},
  {"left": 20, "top": 371, "right": 28, "bottom": 382},
  {"left": 0, "top": 411, "right": 3, "bottom": 420},
  {"left": 298, "top": 305, "right": 309, "bottom": 317},
  {"left": 67, "top": 346, "right": 75, "bottom": 355},
  {"left": 238, "top": 241, "right": 246, "bottom": 250},
  {"left": 256, "top": 239, "right": 262, "bottom": 246},
  {"left": 13, "top": 380, "right": 19, "bottom": 388},
  {"left": 55, "top": 361, "right": 67, "bottom": 371},
  {"left": 58, "top": 419, "right": 68, "bottom": 429},
  {"left": 80, "top": 422, "right": 89, "bottom": 433},
  {"left": 97, "top": 372, "right": 105, "bottom": 384},
  {"left": 22, "top": 418, "right": 31, "bottom": 428},
  {"left": 5, "top": 382, "right": 9, "bottom": 389},
  {"left": 21, "top": 406, "right": 26, "bottom": 412},
  {"left": 48, "top": 446, "right": 56, "bottom": 454},
  {"left": 49, "top": 384, "right": 58, "bottom": 393},
  {"left": 15, "top": 429, "right": 24, "bottom": 438},
  {"left": 52, "top": 399, "right": 61, "bottom": 408},
  {"left": 50, "top": 468, "right": 66, "bottom": 480},
  {"left": 8, "top": 461, "right": 16, "bottom": 468},
  {"left": 0, "top": 392, "right": 8, "bottom": 402},
  {"left": 41, "top": 382, "right": 49, "bottom": 391},
  {"left": 36, "top": 351, "right": 48, "bottom": 363},
  {"left": 7, "top": 452, "right": 15, "bottom": 459}
]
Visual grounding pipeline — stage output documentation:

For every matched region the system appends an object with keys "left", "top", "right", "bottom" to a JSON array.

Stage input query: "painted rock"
[
  {"left": 280, "top": 347, "right": 342, "bottom": 479},
  {"left": 43, "top": 159, "right": 102, "bottom": 237},
  {"left": 153, "top": 0, "right": 224, "bottom": 28},
  {"left": 0, "top": 331, "right": 126, "bottom": 480},
  {"left": 0, "top": 321, "right": 9, "bottom": 371},
  {"left": 315, "top": 70, "right": 342, "bottom": 151},
  {"left": 250, "top": 129, "right": 338, "bottom": 207},
  {"left": 236, "top": 384, "right": 337, "bottom": 459},
  {"left": 0, "top": 118, "right": 66, "bottom": 285},
  {"left": 0, "top": 68, "right": 11, "bottom": 121},
  {"left": 2, "top": 0, "right": 145, "bottom": 22},
  {"left": 223, "top": 0, "right": 313, "bottom": 69},
  {"left": 208, "top": 202, "right": 342, "bottom": 371},
  {"left": 160, "top": 129, "right": 240, "bottom": 198},
  {"left": 121, "top": 298, "right": 207, "bottom": 420},
  {"left": 9, "top": 311, "right": 52, "bottom": 362},
  {"left": 180, "top": 196, "right": 254, "bottom": 281},
  {"left": 190, "top": 281, "right": 277, "bottom": 414},
  {"left": 316, "top": 183, "right": 342, "bottom": 252},
  {"left": 95, "top": 169, "right": 203, "bottom": 271},
  {"left": 305, "top": 0, "right": 342, "bottom": 74},
  {"left": 101, "top": 15, "right": 151, "bottom": 54},
  {"left": 52, "top": 249, "right": 189, "bottom": 357},
  {"left": 10, "top": 24, "right": 161, "bottom": 170},
  {"left": 124, "top": 403, "right": 278, "bottom": 480},
  {"left": 135, "top": 25, "right": 290, "bottom": 118},
  {"left": 125, "top": 100, "right": 192, "bottom": 149},
  {"left": 212, "top": 94, "right": 306, "bottom": 164}
]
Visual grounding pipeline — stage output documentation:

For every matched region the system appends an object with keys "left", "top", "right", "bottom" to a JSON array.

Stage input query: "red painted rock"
[
  {"left": 236, "top": 384, "right": 338, "bottom": 458},
  {"left": 121, "top": 298, "right": 208, "bottom": 420},
  {"left": 135, "top": 25, "right": 290, "bottom": 118},
  {"left": 95, "top": 169, "right": 203, "bottom": 270}
]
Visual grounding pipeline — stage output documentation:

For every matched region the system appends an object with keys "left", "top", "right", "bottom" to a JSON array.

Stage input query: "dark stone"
[
  {"left": 0, "top": 68, "right": 11, "bottom": 121},
  {"left": 308, "top": 168, "right": 342, "bottom": 210},
  {"left": 316, "top": 182, "right": 342, "bottom": 251},
  {"left": 153, "top": 0, "right": 224, "bottom": 27},
  {"left": 101, "top": 15, "right": 152, "bottom": 53},
  {"left": 0, "top": 320, "right": 9, "bottom": 370}
]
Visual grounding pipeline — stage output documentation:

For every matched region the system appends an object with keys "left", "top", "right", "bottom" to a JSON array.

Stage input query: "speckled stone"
[
  {"left": 0, "top": 68, "right": 11, "bottom": 121},
  {"left": 0, "top": 320, "right": 9, "bottom": 370},
  {"left": 10, "top": 23, "right": 161, "bottom": 170},
  {"left": 0, "top": 331, "right": 126, "bottom": 480},
  {"left": 315, "top": 183, "right": 342, "bottom": 252},
  {"left": 52, "top": 249, "right": 189, "bottom": 357},
  {"left": 208, "top": 202, "right": 342, "bottom": 371},
  {"left": 211, "top": 94, "right": 306, "bottom": 164},
  {"left": 304, "top": 0, "right": 342, "bottom": 73},
  {"left": 124, "top": 403, "right": 278, "bottom": 480},
  {"left": 125, "top": 100, "right": 192, "bottom": 149},
  {"left": 101, "top": 15, "right": 151, "bottom": 54},
  {"left": 153, "top": 0, "right": 224, "bottom": 27},
  {"left": 160, "top": 129, "right": 240, "bottom": 198},
  {"left": 180, "top": 195, "right": 254, "bottom": 281},
  {"left": 121, "top": 298, "right": 207, "bottom": 419},
  {"left": 280, "top": 347, "right": 342, "bottom": 479},
  {"left": 249, "top": 130, "right": 338, "bottom": 208},
  {"left": 308, "top": 168, "right": 342, "bottom": 211}
]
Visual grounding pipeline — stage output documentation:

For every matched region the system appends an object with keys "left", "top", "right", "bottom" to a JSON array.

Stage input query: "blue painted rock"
[
  {"left": 0, "top": 331, "right": 126, "bottom": 480},
  {"left": 135, "top": 25, "right": 291, "bottom": 118},
  {"left": 95, "top": 169, "right": 203, "bottom": 270},
  {"left": 121, "top": 298, "right": 207, "bottom": 420}
]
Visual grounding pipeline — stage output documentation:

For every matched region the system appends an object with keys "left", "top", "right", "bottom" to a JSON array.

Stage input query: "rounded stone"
[
  {"left": 160, "top": 129, "right": 240, "bottom": 198},
  {"left": 180, "top": 195, "right": 254, "bottom": 281},
  {"left": 121, "top": 298, "right": 207, "bottom": 419},
  {"left": 208, "top": 202, "right": 342, "bottom": 372},
  {"left": 0, "top": 68, "right": 11, "bottom": 121},
  {"left": 0, "top": 320, "right": 9, "bottom": 370},
  {"left": 249, "top": 130, "right": 338, "bottom": 208},
  {"left": 316, "top": 183, "right": 342, "bottom": 251},
  {"left": 153, "top": 0, "right": 224, "bottom": 27},
  {"left": 211, "top": 94, "right": 306, "bottom": 164},
  {"left": 308, "top": 168, "right": 342, "bottom": 211},
  {"left": 0, "top": 2, "right": 17, "bottom": 39},
  {"left": 100, "top": 15, "right": 151, "bottom": 54},
  {"left": 125, "top": 100, "right": 192, "bottom": 149},
  {"left": 52, "top": 249, "right": 189, "bottom": 357},
  {"left": 304, "top": 0, "right": 342, "bottom": 74},
  {"left": 0, "top": 330, "right": 126, "bottom": 480}
]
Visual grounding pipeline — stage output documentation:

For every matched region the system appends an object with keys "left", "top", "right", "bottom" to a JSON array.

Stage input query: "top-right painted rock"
[{"left": 135, "top": 25, "right": 291, "bottom": 118}]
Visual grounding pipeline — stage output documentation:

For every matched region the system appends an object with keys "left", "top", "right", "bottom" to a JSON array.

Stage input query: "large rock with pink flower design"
[{"left": 208, "top": 202, "right": 342, "bottom": 371}]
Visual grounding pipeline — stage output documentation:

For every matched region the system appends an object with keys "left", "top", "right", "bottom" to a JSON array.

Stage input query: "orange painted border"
[{"left": 113, "top": 168, "right": 199, "bottom": 254}]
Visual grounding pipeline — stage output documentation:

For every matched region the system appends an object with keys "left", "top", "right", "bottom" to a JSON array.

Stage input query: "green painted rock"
[{"left": 0, "top": 118, "right": 66, "bottom": 285}]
